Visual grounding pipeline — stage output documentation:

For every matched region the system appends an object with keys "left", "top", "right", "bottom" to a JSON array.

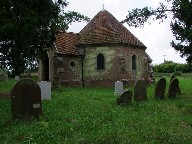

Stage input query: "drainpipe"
[{"left": 82, "top": 55, "right": 84, "bottom": 87}]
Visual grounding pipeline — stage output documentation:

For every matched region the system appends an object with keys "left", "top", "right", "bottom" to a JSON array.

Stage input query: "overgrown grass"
[{"left": 0, "top": 77, "right": 192, "bottom": 143}]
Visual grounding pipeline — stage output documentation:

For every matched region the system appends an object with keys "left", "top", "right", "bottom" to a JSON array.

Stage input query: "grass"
[{"left": 0, "top": 77, "right": 192, "bottom": 143}]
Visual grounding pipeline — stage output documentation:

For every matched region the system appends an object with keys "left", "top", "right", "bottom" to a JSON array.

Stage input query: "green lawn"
[{"left": 0, "top": 77, "right": 192, "bottom": 143}]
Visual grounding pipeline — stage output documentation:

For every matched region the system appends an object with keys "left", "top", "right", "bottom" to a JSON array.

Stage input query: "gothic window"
[
  {"left": 132, "top": 54, "right": 137, "bottom": 70},
  {"left": 97, "top": 53, "right": 105, "bottom": 70}
]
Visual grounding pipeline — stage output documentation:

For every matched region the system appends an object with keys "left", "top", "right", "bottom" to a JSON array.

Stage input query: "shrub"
[{"left": 174, "top": 71, "right": 182, "bottom": 76}]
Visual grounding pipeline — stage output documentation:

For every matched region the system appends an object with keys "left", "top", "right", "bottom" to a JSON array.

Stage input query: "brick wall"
[
  {"left": 55, "top": 45, "right": 150, "bottom": 87},
  {"left": 83, "top": 45, "right": 149, "bottom": 81}
]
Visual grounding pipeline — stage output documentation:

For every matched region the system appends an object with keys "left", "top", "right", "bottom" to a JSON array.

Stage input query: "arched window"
[
  {"left": 97, "top": 53, "right": 105, "bottom": 70},
  {"left": 132, "top": 54, "right": 137, "bottom": 70}
]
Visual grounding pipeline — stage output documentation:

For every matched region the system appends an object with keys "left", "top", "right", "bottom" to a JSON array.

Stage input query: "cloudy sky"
[{"left": 65, "top": 0, "right": 187, "bottom": 64}]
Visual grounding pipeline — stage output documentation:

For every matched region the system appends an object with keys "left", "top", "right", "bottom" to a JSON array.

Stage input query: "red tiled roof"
[
  {"left": 55, "top": 10, "right": 147, "bottom": 55},
  {"left": 55, "top": 32, "right": 79, "bottom": 55},
  {"left": 79, "top": 10, "right": 146, "bottom": 49}
]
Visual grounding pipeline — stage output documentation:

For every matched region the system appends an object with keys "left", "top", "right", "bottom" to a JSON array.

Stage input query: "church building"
[{"left": 38, "top": 10, "right": 152, "bottom": 87}]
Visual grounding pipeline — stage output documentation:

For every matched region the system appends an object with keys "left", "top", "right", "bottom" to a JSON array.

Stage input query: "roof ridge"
[{"left": 78, "top": 10, "right": 146, "bottom": 48}]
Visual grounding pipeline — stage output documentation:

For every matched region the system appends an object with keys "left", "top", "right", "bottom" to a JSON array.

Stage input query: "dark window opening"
[
  {"left": 97, "top": 53, "right": 105, "bottom": 70},
  {"left": 70, "top": 61, "right": 76, "bottom": 68},
  {"left": 132, "top": 55, "right": 137, "bottom": 70}
]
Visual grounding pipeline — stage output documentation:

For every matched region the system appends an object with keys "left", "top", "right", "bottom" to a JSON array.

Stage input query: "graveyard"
[{"left": 0, "top": 76, "right": 192, "bottom": 143}]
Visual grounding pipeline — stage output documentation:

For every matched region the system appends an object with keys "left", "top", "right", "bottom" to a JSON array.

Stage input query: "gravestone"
[
  {"left": 154, "top": 78, "right": 166, "bottom": 100},
  {"left": 134, "top": 80, "right": 147, "bottom": 101},
  {"left": 11, "top": 78, "right": 42, "bottom": 118},
  {"left": 170, "top": 75, "right": 176, "bottom": 83},
  {"left": 116, "top": 90, "right": 132, "bottom": 105},
  {"left": 37, "top": 81, "right": 51, "bottom": 100},
  {"left": 168, "top": 78, "right": 181, "bottom": 98},
  {"left": 15, "top": 76, "right": 20, "bottom": 81},
  {"left": 114, "top": 81, "right": 123, "bottom": 96},
  {"left": 0, "top": 73, "right": 8, "bottom": 82}
]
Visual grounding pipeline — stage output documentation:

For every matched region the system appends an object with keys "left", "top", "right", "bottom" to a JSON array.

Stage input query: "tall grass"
[{"left": 0, "top": 77, "right": 192, "bottom": 143}]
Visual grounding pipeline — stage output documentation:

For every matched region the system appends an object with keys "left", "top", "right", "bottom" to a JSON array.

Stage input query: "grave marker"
[
  {"left": 168, "top": 78, "right": 181, "bottom": 98},
  {"left": 134, "top": 80, "right": 147, "bottom": 101},
  {"left": 11, "top": 78, "right": 42, "bottom": 118},
  {"left": 116, "top": 90, "right": 132, "bottom": 105},
  {"left": 170, "top": 75, "right": 176, "bottom": 83},
  {"left": 154, "top": 78, "right": 166, "bottom": 100},
  {"left": 114, "top": 81, "right": 123, "bottom": 96},
  {"left": 37, "top": 81, "right": 51, "bottom": 100},
  {"left": 0, "top": 73, "right": 8, "bottom": 82},
  {"left": 15, "top": 76, "right": 20, "bottom": 81}
]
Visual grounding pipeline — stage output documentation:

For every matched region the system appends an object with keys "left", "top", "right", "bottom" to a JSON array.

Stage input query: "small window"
[
  {"left": 97, "top": 53, "right": 105, "bottom": 70},
  {"left": 132, "top": 55, "right": 137, "bottom": 70},
  {"left": 69, "top": 61, "right": 76, "bottom": 68}
]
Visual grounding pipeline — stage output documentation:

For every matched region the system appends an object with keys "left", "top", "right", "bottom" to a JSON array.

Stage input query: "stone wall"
[
  {"left": 43, "top": 45, "right": 150, "bottom": 87},
  {"left": 56, "top": 56, "right": 82, "bottom": 81},
  {"left": 83, "top": 45, "right": 149, "bottom": 83}
]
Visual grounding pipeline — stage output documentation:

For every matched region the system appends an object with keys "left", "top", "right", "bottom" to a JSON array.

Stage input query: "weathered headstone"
[
  {"left": 116, "top": 90, "right": 132, "bottom": 105},
  {"left": 37, "top": 81, "right": 51, "bottom": 100},
  {"left": 114, "top": 81, "right": 123, "bottom": 96},
  {"left": 168, "top": 78, "right": 181, "bottom": 98},
  {"left": 170, "top": 75, "right": 176, "bottom": 83},
  {"left": 15, "top": 76, "right": 20, "bottom": 81},
  {"left": 11, "top": 78, "right": 42, "bottom": 118},
  {"left": 134, "top": 80, "right": 147, "bottom": 101},
  {"left": 154, "top": 78, "right": 166, "bottom": 100},
  {"left": 0, "top": 73, "right": 8, "bottom": 82}
]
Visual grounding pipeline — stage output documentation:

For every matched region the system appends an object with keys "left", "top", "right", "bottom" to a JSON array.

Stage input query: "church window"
[
  {"left": 69, "top": 60, "right": 76, "bottom": 68},
  {"left": 97, "top": 53, "right": 105, "bottom": 70},
  {"left": 132, "top": 55, "right": 137, "bottom": 70}
]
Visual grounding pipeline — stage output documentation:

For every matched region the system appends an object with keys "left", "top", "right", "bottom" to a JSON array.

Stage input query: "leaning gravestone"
[
  {"left": 134, "top": 80, "right": 147, "bottom": 101},
  {"left": 116, "top": 90, "right": 132, "bottom": 105},
  {"left": 11, "top": 78, "right": 42, "bottom": 118},
  {"left": 168, "top": 78, "right": 181, "bottom": 98},
  {"left": 154, "top": 78, "right": 166, "bottom": 100}
]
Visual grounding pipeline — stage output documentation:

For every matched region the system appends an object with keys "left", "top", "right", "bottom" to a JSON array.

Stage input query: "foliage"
[
  {"left": 0, "top": 0, "right": 89, "bottom": 76},
  {"left": 153, "top": 60, "right": 192, "bottom": 73},
  {"left": 123, "top": 0, "right": 192, "bottom": 63},
  {"left": 0, "top": 78, "right": 192, "bottom": 143},
  {"left": 0, "top": 63, "right": 6, "bottom": 74}
]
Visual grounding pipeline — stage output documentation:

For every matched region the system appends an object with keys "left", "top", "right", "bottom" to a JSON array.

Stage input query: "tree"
[
  {"left": 122, "top": 0, "right": 192, "bottom": 63},
  {"left": 0, "top": 0, "right": 89, "bottom": 76},
  {"left": 153, "top": 60, "right": 192, "bottom": 73}
]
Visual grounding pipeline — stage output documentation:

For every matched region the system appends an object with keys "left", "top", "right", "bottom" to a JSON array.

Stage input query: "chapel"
[{"left": 38, "top": 10, "right": 152, "bottom": 87}]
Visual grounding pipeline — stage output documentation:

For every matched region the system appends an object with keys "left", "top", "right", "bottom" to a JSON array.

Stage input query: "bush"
[
  {"left": 174, "top": 71, "right": 182, "bottom": 76},
  {"left": 153, "top": 61, "right": 191, "bottom": 73}
]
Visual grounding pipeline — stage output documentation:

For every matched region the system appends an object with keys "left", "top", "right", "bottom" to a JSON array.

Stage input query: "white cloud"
[{"left": 104, "top": 0, "right": 120, "bottom": 5}]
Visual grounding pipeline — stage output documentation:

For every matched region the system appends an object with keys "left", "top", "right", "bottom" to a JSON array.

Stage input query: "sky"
[{"left": 65, "top": 0, "right": 187, "bottom": 65}]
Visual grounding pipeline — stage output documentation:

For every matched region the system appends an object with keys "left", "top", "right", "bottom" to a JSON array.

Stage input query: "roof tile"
[
  {"left": 79, "top": 10, "right": 146, "bottom": 48},
  {"left": 55, "top": 32, "right": 79, "bottom": 55},
  {"left": 55, "top": 10, "right": 147, "bottom": 55}
]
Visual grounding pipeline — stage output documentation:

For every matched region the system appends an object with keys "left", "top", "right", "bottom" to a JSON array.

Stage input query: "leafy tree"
[
  {"left": 153, "top": 60, "right": 192, "bottom": 73},
  {"left": 122, "top": 0, "right": 192, "bottom": 63},
  {"left": 0, "top": 0, "right": 89, "bottom": 76}
]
